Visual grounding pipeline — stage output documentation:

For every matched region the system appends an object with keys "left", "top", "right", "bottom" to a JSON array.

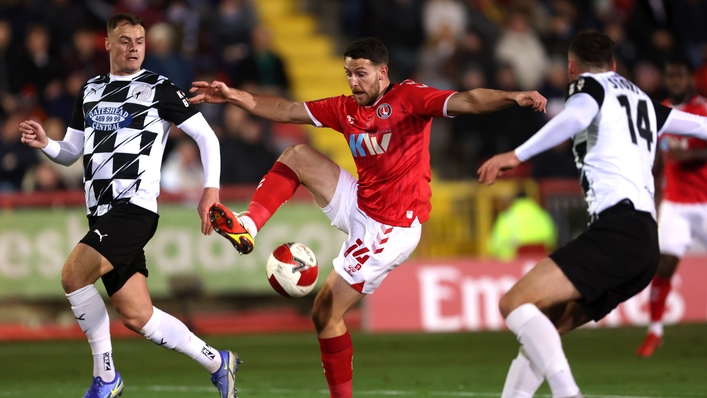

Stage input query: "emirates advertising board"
[{"left": 365, "top": 256, "right": 707, "bottom": 332}]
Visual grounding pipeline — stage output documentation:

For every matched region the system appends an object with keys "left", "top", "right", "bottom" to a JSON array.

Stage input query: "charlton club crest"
[{"left": 376, "top": 103, "right": 392, "bottom": 119}]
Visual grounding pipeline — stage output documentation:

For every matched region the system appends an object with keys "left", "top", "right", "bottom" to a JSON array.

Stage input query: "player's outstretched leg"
[
  {"left": 211, "top": 350, "right": 243, "bottom": 398},
  {"left": 209, "top": 203, "right": 255, "bottom": 254},
  {"left": 83, "top": 372, "right": 124, "bottom": 398},
  {"left": 637, "top": 275, "right": 670, "bottom": 357}
]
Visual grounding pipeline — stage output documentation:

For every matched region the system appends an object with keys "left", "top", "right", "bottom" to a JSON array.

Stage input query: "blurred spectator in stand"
[
  {"left": 370, "top": 0, "right": 424, "bottom": 83},
  {"left": 231, "top": 25, "right": 290, "bottom": 96},
  {"left": 417, "top": 24, "right": 459, "bottom": 91},
  {"left": 532, "top": 56, "right": 577, "bottom": 179},
  {"left": 0, "top": 114, "right": 39, "bottom": 192},
  {"left": 85, "top": 0, "right": 164, "bottom": 29},
  {"left": 449, "top": 62, "right": 544, "bottom": 179},
  {"left": 462, "top": 0, "right": 500, "bottom": 46},
  {"left": 625, "top": 0, "right": 674, "bottom": 67},
  {"left": 161, "top": 138, "right": 204, "bottom": 197},
  {"left": 423, "top": 0, "right": 467, "bottom": 42},
  {"left": 62, "top": 25, "right": 110, "bottom": 79},
  {"left": 165, "top": 0, "right": 201, "bottom": 58},
  {"left": 210, "top": 0, "right": 258, "bottom": 73},
  {"left": 541, "top": 0, "right": 579, "bottom": 58},
  {"left": 0, "top": 19, "right": 15, "bottom": 118},
  {"left": 341, "top": 0, "right": 368, "bottom": 40},
  {"left": 633, "top": 59, "right": 664, "bottom": 100},
  {"left": 40, "top": 116, "right": 82, "bottom": 189},
  {"left": 667, "top": 0, "right": 707, "bottom": 70},
  {"left": 219, "top": 106, "right": 279, "bottom": 184},
  {"left": 7, "top": 23, "right": 63, "bottom": 101},
  {"left": 143, "top": 22, "right": 194, "bottom": 91},
  {"left": 488, "top": 191, "right": 557, "bottom": 261},
  {"left": 495, "top": 9, "right": 549, "bottom": 90},
  {"left": 603, "top": 17, "right": 637, "bottom": 77},
  {"left": 26, "top": 161, "right": 67, "bottom": 192},
  {"left": 456, "top": 27, "right": 497, "bottom": 84},
  {"left": 449, "top": 63, "right": 489, "bottom": 178},
  {"left": 39, "top": 0, "right": 95, "bottom": 55}
]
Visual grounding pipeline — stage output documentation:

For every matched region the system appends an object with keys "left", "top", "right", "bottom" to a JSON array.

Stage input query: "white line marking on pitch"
[{"left": 133, "top": 386, "right": 683, "bottom": 398}]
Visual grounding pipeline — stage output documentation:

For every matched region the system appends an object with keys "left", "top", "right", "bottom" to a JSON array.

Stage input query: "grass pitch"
[{"left": 1, "top": 323, "right": 705, "bottom": 397}]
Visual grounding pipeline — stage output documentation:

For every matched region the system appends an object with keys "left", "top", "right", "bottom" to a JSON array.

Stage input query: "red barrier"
[{"left": 364, "top": 256, "right": 707, "bottom": 332}]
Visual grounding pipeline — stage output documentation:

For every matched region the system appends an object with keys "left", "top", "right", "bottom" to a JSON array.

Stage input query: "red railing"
[{"left": 0, "top": 184, "right": 314, "bottom": 209}]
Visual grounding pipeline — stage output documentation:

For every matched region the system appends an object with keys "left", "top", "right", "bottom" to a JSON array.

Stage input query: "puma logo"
[{"left": 94, "top": 229, "right": 108, "bottom": 242}]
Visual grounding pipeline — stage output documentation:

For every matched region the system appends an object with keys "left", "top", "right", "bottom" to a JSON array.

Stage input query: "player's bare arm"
[
  {"left": 19, "top": 120, "right": 49, "bottom": 149},
  {"left": 189, "top": 80, "right": 313, "bottom": 124},
  {"left": 477, "top": 151, "right": 521, "bottom": 186},
  {"left": 198, "top": 187, "right": 219, "bottom": 235},
  {"left": 666, "top": 147, "right": 707, "bottom": 163},
  {"left": 447, "top": 89, "right": 547, "bottom": 116}
]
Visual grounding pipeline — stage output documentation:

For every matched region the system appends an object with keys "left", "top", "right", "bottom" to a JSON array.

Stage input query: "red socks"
[
  {"left": 247, "top": 161, "right": 300, "bottom": 230},
  {"left": 649, "top": 276, "right": 672, "bottom": 322},
  {"left": 318, "top": 331, "right": 353, "bottom": 398}
]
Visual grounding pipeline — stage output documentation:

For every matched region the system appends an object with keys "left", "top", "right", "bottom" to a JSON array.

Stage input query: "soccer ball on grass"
[{"left": 266, "top": 242, "right": 319, "bottom": 298}]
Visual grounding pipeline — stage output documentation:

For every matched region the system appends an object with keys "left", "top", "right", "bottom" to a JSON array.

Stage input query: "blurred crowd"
[{"left": 1, "top": 0, "right": 707, "bottom": 194}]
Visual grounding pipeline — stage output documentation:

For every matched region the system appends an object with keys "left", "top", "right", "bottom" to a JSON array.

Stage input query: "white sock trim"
[
  {"left": 506, "top": 303, "right": 542, "bottom": 334},
  {"left": 240, "top": 215, "right": 258, "bottom": 237},
  {"left": 66, "top": 284, "right": 100, "bottom": 304}
]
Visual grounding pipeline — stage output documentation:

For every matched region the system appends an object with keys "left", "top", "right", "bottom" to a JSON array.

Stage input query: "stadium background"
[{"left": 1, "top": 0, "right": 707, "bottom": 397}]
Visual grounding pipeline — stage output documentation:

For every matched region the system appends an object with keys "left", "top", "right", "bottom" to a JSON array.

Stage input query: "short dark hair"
[
  {"left": 344, "top": 37, "right": 388, "bottom": 66},
  {"left": 569, "top": 30, "right": 614, "bottom": 68},
  {"left": 664, "top": 54, "right": 694, "bottom": 73},
  {"left": 107, "top": 13, "right": 145, "bottom": 33}
]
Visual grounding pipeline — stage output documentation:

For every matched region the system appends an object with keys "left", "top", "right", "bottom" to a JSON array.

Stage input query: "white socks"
[
  {"left": 67, "top": 285, "right": 115, "bottom": 381},
  {"left": 140, "top": 307, "right": 221, "bottom": 374},
  {"left": 649, "top": 322, "right": 664, "bottom": 336},
  {"left": 505, "top": 303, "right": 580, "bottom": 398},
  {"left": 501, "top": 347, "right": 543, "bottom": 398},
  {"left": 240, "top": 214, "right": 258, "bottom": 237}
]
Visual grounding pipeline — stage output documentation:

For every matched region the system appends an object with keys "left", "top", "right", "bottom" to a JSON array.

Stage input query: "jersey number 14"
[{"left": 618, "top": 95, "right": 653, "bottom": 151}]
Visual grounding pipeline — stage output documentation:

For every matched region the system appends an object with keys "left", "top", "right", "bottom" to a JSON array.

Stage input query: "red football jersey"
[
  {"left": 305, "top": 80, "right": 456, "bottom": 226},
  {"left": 660, "top": 95, "right": 707, "bottom": 203}
]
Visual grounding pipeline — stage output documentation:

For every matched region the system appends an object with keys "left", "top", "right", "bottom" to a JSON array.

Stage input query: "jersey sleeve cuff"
[{"left": 42, "top": 139, "right": 61, "bottom": 158}]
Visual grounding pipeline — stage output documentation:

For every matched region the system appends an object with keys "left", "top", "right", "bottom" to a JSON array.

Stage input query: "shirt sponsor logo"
[
  {"left": 87, "top": 107, "right": 132, "bottom": 131},
  {"left": 349, "top": 132, "right": 392, "bottom": 157},
  {"left": 376, "top": 103, "right": 392, "bottom": 119}
]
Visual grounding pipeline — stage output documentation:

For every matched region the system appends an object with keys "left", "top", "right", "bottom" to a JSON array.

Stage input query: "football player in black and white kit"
[
  {"left": 19, "top": 13, "right": 240, "bottom": 398},
  {"left": 479, "top": 30, "right": 707, "bottom": 398}
]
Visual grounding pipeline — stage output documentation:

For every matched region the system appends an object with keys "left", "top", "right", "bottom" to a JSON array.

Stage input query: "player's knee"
[
  {"left": 119, "top": 311, "right": 149, "bottom": 333},
  {"left": 278, "top": 144, "right": 311, "bottom": 164},
  {"left": 498, "top": 293, "right": 519, "bottom": 319},
  {"left": 311, "top": 306, "right": 329, "bottom": 333},
  {"left": 61, "top": 264, "right": 82, "bottom": 293}
]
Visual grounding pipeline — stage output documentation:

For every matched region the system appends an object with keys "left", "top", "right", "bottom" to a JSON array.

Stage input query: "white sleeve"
[
  {"left": 41, "top": 128, "right": 84, "bottom": 166},
  {"left": 177, "top": 113, "right": 221, "bottom": 188},
  {"left": 659, "top": 108, "right": 707, "bottom": 139},
  {"left": 514, "top": 93, "right": 598, "bottom": 162}
]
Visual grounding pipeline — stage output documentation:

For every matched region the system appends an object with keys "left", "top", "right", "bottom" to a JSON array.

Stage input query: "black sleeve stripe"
[
  {"left": 566, "top": 76, "right": 605, "bottom": 107},
  {"left": 652, "top": 99, "right": 672, "bottom": 132}
]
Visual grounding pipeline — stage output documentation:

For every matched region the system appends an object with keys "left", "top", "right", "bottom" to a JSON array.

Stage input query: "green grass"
[{"left": 1, "top": 323, "right": 706, "bottom": 397}]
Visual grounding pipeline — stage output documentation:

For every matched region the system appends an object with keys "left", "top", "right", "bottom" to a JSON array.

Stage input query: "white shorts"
[
  {"left": 658, "top": 200, "right": 707, "bottom": 257},
  {"left": 322, "top": 168, "right": 421, "bottom": 294}
]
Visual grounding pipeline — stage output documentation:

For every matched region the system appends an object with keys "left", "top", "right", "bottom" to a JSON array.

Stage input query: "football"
[{"left": 266, "top": 242, "right": 319, "bottom": 298}]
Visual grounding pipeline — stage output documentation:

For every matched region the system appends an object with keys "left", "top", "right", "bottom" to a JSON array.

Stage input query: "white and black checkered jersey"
[{"left": 62, "top": 69, "right": 219, "bottom": 216}]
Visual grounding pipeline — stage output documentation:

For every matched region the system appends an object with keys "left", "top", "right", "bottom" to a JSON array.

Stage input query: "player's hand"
[
  {"left": 189, "top": 80, "right": 232, "bottom": 105},
  {"left": 477, "top": 151, "right": 522, "bottom": 185},
  {"left": 19, "top": 120, "right": 49, "bottom": 149},
  {"left": 198, "top": 187, "right": 219, "bottom": 235},
  {"left": 515, "top": 91, "right": 547, "bottom": 113}
]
